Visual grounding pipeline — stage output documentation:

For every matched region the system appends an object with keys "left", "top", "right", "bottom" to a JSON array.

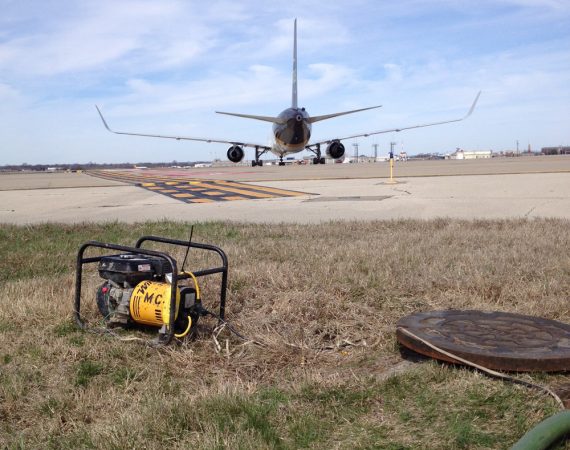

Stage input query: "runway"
[{"left": 0, "top": 156, "right": 569, "bottom": 224}]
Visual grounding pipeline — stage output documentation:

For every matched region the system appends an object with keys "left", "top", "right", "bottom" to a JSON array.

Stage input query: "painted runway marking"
[{"left": 88, "top": 169, "right": 308, "bottom": 203}]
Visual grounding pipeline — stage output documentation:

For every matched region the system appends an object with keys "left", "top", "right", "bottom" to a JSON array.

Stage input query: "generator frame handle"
[
  {"left": 74, "top": 241, "right": 179, "bottom": 345},
  {"left": 135, "top": 235, "right": 228, "bottom": 321}
]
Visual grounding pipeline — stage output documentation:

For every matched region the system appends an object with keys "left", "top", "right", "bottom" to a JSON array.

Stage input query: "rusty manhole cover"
[{"left": 396, "top": 310, "right": 570, "bottom": 372}]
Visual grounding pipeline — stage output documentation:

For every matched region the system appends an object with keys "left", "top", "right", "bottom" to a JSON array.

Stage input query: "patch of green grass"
[
  {"left": 198, "top": 392, "right": 288, "bottom": 449},
  {"left": 111, "top": 366, "right": 139, "bottom": 386},
  {"left": 26, "top": 345, "right": 43, "bottom": 360},
  {"left": 53, "top": 321, "right": 78, "bottom": 337},
  {"left": 452, "top": 418, "right": 496, "bottom": 449},
  {"left": 46, "top": 430, "right": 96, "bottom": 450},
  {"left": 75, "top": 360, "right": 103, "bottom": 387},
  {"left": 68, "top": 334, "right": 84, "bottom": 347},
  {"left": 287, "top": 414, "right": 324, "bottom": 448},
  {"left": 39, "top": 397, "right": 61, "bottom": 418},
  {"left": 0, "top": 319, "right": 16, "bottom": 333}
]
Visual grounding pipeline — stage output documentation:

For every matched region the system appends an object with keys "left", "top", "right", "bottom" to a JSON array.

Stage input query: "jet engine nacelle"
[
  {"left": 326, "top": 140, "right": 345, "bottom": 160},
  {"left": 227, "top": 145, "right": 245, "bottom": 163}
]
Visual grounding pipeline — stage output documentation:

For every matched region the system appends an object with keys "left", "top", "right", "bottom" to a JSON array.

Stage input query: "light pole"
[{"left": 352, "top": 143, "right": 359, "bottom": 163}]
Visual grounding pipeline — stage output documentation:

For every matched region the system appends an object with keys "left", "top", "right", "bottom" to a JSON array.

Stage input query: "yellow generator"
[{"left": 74, "top": 235, "right": 228, "bottom": 345}]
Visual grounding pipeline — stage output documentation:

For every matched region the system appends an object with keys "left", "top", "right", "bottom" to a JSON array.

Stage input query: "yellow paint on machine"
[{"left": 129, "top": 281, "right": 180, "bottom": 327}]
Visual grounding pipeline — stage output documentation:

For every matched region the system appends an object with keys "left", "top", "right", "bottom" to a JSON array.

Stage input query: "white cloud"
[{"left": 0, "top": 0, "right": 569, "bottom": 164}]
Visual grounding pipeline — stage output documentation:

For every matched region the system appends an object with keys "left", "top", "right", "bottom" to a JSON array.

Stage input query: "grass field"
[{"left": 0, "top": 219, "right": 569, "bottom": 449}]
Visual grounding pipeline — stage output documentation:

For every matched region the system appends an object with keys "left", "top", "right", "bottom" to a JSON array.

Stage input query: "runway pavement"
[{"left": 0, "top": 157, "right": 569, "bottom": 224}]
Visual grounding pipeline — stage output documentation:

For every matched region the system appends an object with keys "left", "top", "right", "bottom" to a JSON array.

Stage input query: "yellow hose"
[
  {"left": 181, "top": 271, "right": 201, "bottom": 301},
  {"left": 174, "top": 271, "right": 201, "bottom": 338},
  {"left": 174, "top": 316, "right": 192, "bottom": 338}
]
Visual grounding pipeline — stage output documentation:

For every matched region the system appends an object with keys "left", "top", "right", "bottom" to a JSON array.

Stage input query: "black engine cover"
[
  {"left": 326, "top": 140, "right": 345, "bottom": 160},
  {"left": 98, "top": 254, "right": 172, "bottom": 285},
  {"left": 227, "top": 145, "right": 245, "bottom": 163}
]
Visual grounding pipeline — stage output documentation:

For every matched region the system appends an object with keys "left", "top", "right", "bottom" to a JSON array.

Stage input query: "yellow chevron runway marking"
[
  {"left": 87, "top": 169, "right": 308, "bottom": 203},
  {"left": 172, "top": 193, "right": 195, "bottom": 198},
  {"left": 190, "top": 181, "right": 275, "bottom": 198},
  {"left": 213, "top": 180, "right": 306, "bottom": 197}
]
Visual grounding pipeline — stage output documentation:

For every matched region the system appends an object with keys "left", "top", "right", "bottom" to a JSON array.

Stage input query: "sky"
[{"left": 0, "top": 0, "right": 569, "bottom": 165}]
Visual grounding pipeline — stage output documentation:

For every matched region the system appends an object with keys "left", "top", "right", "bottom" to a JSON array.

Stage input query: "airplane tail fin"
[
  {"left": 216, "top": 19, "right": 300, "bottom": 124},
  {"left": 292, "top": 18, "right": 298, "bottom": 109}
]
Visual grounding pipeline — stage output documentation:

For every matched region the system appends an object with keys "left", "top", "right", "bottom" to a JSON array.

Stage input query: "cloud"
[
  {"left": 0, "top": 0, "right": 569, "bottom": 164},
  {"left": 0, "top": 1, "right": 217, "bottom": 77}
]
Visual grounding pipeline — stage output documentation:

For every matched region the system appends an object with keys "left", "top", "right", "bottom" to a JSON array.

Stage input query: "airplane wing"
[
  {"left": 306, "top": 91, "right": 481, "bottom": 149},
  {"left": 95, "top": 106, "right": 272, "bottom": 150}
]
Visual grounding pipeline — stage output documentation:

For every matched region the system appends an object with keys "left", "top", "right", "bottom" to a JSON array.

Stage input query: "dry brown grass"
[{"left": 0, "top": 218, "right": 569, "bottom": 449}]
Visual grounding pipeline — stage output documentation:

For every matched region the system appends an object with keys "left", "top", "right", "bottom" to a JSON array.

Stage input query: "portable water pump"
[
  {"left": 95, "top": 253, "right": 199, "bottom": 338},
  {"left": 74, "top": 235, "right": 228, "bottom": 345}
]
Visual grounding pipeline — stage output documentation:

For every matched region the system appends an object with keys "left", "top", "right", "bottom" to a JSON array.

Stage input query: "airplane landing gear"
[
  {"left": 309, "top": 144, "right": 326, "bottom": 164},
  {"left": 278, "top": 156, "right": 285, "bottom": 166},
  {"left": 252, "top": 146, "right": 268, "bottom": 167}
]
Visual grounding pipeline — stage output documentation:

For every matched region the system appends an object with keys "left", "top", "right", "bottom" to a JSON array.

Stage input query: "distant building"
[
  {"left": 450, "top": 149, "right": 492, "bottom": 160},
  {"left": 541, "top": 146, "right": 570, "bottom": 155}
]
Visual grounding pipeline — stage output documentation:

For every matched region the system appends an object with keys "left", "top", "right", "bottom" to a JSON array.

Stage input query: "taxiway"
[{"left": 1, "top": 156, "right": 569, "bottom": 224}]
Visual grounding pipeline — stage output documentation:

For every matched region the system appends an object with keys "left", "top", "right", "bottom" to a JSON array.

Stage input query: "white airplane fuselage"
[{"left": 271, "top": 107, "right": 311, "bottom": 156}]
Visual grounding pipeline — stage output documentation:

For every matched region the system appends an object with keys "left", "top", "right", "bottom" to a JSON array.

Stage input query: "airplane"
[{"left": 96, "top": 19, "right": 480, "bottom": 167}]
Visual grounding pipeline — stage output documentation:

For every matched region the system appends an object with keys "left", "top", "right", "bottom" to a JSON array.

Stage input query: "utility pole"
[
  {"left": 372, "top": 144, "right": 378, "bottom": 160},
  {"left": 516, "top": 140, "right": 519, "bottom": 156},
  {"left": 352, "top": 143, "right": 359, "bottom": 162}
]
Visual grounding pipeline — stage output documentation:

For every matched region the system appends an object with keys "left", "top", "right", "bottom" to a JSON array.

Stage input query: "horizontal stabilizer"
[
  {"left": 216, "top": 111, "right": 287, "bottom": 125},
  {"left": 308, "top": 105, "right": 382, "bottom": 123}
]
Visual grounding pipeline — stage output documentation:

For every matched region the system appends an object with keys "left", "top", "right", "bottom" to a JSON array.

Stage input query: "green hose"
[{"left": 511, "top": 410, "right": 570, "bottom": 450}]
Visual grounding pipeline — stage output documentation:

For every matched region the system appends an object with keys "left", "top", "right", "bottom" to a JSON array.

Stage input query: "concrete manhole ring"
[{"left": 396, "top": 310, "right": 570, "bottom": 372}]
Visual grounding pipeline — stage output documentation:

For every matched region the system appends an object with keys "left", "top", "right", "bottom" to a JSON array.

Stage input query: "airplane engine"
[
  {"left": 326, "top": 141, "right": 345, "bottom": 160},
  {"left": 227, "top": 145, "right": 245, "bottom": 163}
]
